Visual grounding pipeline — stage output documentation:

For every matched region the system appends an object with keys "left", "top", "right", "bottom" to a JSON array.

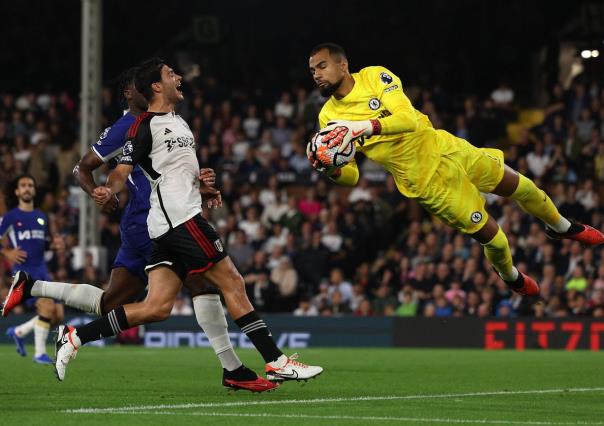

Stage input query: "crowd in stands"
[{"left": 1, "top": 74, "right": 604, "bottom": 319}]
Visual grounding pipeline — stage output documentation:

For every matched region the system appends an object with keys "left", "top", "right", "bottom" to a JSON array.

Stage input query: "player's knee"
[
  {"left": 144, "top": 302, "right": 172, "bottom": 322},
  {"left": 37, "top": 298, "right": 55, "bottom": 316},
  {"left": 224, "top": 271, "right": 246, "bottom": 294}
]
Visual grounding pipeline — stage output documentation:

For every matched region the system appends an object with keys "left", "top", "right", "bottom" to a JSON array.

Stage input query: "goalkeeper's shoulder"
[{"left": 358, "top": 65, "right": 398, "bottom": 82}]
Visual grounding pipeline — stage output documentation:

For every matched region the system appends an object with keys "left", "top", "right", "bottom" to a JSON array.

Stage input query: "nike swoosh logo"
[
  {"left": 351, "top": 129, "right": 365, "bottom": 138},
  {"left": 276, "top": 371, "right": 299, "bottom": 379}
]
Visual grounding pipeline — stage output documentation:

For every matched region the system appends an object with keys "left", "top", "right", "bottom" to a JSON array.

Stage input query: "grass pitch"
[{"left": 0, "top": 344, "right": 603, "bottom": 425}]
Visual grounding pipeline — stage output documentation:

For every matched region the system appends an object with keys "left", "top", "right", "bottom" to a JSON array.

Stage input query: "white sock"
[
  {"left": 193, "top": 294, "right": 242, "bottom": 371},
  {"left": 32, "top": 280, "right": 104, "bottom": 315},
  {"left": 34, "top": 317, "right": 51, "bottom": 357},
  {"left": 548, "top": 216, "right": 572, "bottom": 233},
  {"left": 15, "top": 316, "right": 38, "bottom": 337},
  {"left": 499, "top": 266, "right": 519, "bottom": 282}
]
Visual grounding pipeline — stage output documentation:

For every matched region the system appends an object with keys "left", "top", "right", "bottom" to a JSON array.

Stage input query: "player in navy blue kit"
[
  {"left": 2, "top": 68, "right": 275, "bottom": 392},
  {"left": 1, "top": 174, "right": 64, "bottom": 364}
]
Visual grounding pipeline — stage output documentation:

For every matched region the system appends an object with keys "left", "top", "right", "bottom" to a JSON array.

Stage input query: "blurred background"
[{"left": 1, "top": 0, "right": 604, "bottom": 325}]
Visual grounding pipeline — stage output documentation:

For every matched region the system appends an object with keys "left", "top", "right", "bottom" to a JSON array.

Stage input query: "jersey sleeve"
[
  {"left": 366, "top": 66, "right": 418, "bottom": 134},
  {"left": 332, "top": 158, "right": 359, "bottom": 186},
  {"left": 91, "top": 116, "right": 133, "bottom": 163},
  {"left": 119, "top": 113, "right": 153, "bottom": 167},
  {"left": 0, "top": 211, "right": 12, "bottom": 237}
]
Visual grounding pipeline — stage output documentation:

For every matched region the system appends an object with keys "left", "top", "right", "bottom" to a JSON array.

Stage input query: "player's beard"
[
  {"left": 318, "top": 77, "right": 343, "bottom": 97},
  {"left": 19, "top": 193, "right": 33, "bottom": 203}
]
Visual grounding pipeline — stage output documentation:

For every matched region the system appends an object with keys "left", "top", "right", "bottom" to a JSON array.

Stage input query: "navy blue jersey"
[
  {"left": 92, "top": 112, "right": 151, "bottom": 237},
  {"left": 0, "top": 208, "right": 50, "bottom": 279}
]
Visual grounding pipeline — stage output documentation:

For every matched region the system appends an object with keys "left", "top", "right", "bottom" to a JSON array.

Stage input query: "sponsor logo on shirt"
[
  {"left": 384, "top": 85, "right": 399, "bottom": 93},
  {"left": 164, "top": 136, "right": 195, "bottom": 153},
  {"left": 380, "top": 72, "right": 393, "bottom": 84},
  {"left": 18, "top": 229, "right": 45, "bottom": 240}
]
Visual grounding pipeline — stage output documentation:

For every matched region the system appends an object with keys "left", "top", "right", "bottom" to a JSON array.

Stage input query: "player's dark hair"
[
  {"left": 5, "top": 173, "right": 37, "bottom": 208},
  {"left": 134, "top": 57, "right": 165, "bottom": 102},
  {"left": 310, "top": 43, "right": 347, "bottom": 60},
  {"left": 117, "top": 66, "right": 139, "bottom": 105}
]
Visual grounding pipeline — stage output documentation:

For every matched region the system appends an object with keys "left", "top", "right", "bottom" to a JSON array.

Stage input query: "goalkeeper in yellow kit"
[{"left": 307, "top": 43, "right": 604, "bottom": 296}]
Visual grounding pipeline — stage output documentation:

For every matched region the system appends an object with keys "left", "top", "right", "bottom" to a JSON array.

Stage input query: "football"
[{"left": 309, "top": 126, "right": 356, "bottom": 169}]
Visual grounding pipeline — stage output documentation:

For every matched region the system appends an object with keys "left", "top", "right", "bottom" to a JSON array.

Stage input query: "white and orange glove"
[{"left": 320, "top": 119, "right": 381, "bottom": 153}]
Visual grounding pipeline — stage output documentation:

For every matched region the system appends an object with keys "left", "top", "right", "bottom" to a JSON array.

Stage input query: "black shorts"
[{"left": 146, "top": 214, "right": 228, "bottom": 281}]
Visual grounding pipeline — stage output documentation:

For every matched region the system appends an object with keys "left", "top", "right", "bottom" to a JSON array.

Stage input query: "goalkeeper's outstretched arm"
[{"left": 327, "top": 159, "right": 359, "bottom": 186}]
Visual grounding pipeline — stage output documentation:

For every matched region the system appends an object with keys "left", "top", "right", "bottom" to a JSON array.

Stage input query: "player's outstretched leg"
[
  {"left": 473, "top": 218, "right": 540, "bottom": 296},
  {"left": 203, "top": 257, "right": 323, "bottom": 382},
  {"left": 192, "top": 293, "right": 278, "bottom": 393},
  {"left": 500, "top": 172, "right": 604, "bottom": 246}
]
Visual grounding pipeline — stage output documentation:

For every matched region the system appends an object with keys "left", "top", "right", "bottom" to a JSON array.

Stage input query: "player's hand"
[
  {"left": 100, "top": 194, "right": 119, "bottom": 214},
  {"left": 201, "top": 186, "right": 222, "bottom": 209},
  {"left": 322, "top": 119, "right": 378, "bottom": 153},
  {"left": 199, "top": 168, "right": 216, "bottom": 187},
  {"left": 306, "top": 135, "right": 341, "bottom": 178},
  {"left": 3, "top": 247, "right": 27, "bottom": 264},
  {"left": 92, "top": 186, "right": 113, "bottom": 207}
]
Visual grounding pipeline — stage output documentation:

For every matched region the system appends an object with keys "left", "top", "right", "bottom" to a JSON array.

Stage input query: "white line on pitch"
[
  {"left": 97, "top": 411, "right": 604, "bottom": 425},
  {"left": 64, "top": 387, "right": 604, "bottom": 414}
]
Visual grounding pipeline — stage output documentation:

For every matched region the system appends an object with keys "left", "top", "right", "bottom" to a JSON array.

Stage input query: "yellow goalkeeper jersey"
[{"left": 318, "top": 66, "right": 459, "bottom": 198}]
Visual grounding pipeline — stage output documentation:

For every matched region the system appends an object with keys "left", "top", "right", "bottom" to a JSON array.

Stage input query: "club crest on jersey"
[
  {"left": 123, "top": 141, "right": 134, "bottom": 155},
  {"left": 369, "top": 98, "right": 381, "bottom": 110},
  {"left": 471, "top": 211, "right": 483, "bottom": 224},
  {"left": 380, "top": 72, "right": 393, "bottom": 84},
  {"left": 214, "top": 239, "right": 224, "bottom": 252}
]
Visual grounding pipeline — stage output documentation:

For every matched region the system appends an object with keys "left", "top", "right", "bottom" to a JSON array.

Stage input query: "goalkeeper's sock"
[
  {"left": 510, "top": 174, "right": 570, "bottom": 232},
  {"left": 234, "top": 311, "right": 283, "bottom": 363},
  {"left": 34, "top": 316, "right": 51, "bottom": 357},
  {"left": 75, "top": 306, "right": 130, "bottom": 346},
  {"left": 482, "top": 227, "right": 517, "bottom": 281},
  {"left": 31, "top": 280, "right": 103, "bottom": 315}
]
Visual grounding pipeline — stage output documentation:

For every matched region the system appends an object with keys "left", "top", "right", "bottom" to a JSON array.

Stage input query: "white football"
[{"left": 309, "top": 127, "right": 356, "bottom": 169}]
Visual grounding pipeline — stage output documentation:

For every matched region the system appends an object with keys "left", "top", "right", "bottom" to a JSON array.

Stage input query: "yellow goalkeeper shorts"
[{"left": 416, "top": 130, "right": 505, "bottom": 234}]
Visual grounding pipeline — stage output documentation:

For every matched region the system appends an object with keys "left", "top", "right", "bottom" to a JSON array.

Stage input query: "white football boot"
[
  {"left": 265, "top": 353, "right": 323, "bottom": 382},
  {"left": 54, "top": 325, "right": 78, "bottom": 381}
]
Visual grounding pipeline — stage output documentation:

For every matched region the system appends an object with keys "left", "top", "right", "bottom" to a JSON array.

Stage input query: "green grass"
[{"left": 0, "top": 344, "right": 603, "bottom": 425}]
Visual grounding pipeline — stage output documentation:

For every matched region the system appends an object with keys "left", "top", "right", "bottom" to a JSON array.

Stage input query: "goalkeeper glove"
[
  {"left": 306, "top": 135, "right": 341, "bottom": 177},
  {"left": 320, "top": 119, "right": 381, "bottom": 153}
]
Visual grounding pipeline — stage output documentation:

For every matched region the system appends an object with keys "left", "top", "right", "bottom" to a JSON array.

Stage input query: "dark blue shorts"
[{"left": 112, "top": 235, "right": 151, "bottom": 284}]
